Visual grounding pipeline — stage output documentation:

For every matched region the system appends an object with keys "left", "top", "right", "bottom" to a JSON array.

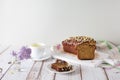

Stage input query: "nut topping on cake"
[{"left": 63, "top": 36, "right": 96, "bottom": 46}]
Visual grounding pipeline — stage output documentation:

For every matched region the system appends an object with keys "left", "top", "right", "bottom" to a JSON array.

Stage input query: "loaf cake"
[
  {"left": 62, "top": 36, "right": 96, "bottom": 60},
  {"left": 51, "top": 59, "right": 72, "bottom": 72}
]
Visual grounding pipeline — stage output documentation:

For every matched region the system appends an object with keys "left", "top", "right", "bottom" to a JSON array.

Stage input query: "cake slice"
[
  {"left": 76, "top": 42, "right": 96, "bottom": 60},
  {"left": 51, "top": 59, "right": 72, "bottom": 72}
]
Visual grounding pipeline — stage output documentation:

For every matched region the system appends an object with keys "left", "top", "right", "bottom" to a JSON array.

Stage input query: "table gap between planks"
[{"left": 0, "top": 45, "right": 120, "bottom": 80}]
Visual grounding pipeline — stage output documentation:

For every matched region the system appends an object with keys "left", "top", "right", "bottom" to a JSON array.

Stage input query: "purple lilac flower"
[
  {"left": 11, "top": 51, "right": 17, "bottom": 56},
  {"left": 56, "top": 44, "right": 61, "bottom": 50},
  {"left": 11, "top": 46, "right": 31, "bottom": 60},
  {"left": 17, "top": 46, "right": 31, "bottom": 60}
]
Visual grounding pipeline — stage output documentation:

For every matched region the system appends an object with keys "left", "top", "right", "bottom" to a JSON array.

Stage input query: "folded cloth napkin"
[{"left": 96, "top": 40, "right": 120, "bottom": 69}]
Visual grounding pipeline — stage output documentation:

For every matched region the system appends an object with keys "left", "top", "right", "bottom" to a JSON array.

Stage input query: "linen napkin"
[
  {"left": 52, "top": 40, "right": 120, "bottom": 68},
  {"left": 96, "top": 40, "right": 120, "bottom": 69}
]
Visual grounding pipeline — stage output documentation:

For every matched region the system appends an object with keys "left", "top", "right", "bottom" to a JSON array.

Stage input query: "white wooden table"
[{"left": 0, "top": 45, "right": 120, "bottom": 80}]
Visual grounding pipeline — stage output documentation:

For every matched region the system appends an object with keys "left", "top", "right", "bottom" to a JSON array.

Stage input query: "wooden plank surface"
[
  {"left": 0, "top": 45, "right": 120, "bottom": 80},
  {"left": 105, "top": 68, "right": 120, "bottom": 80},
  {"left": 0, "top": 45, "right": 34, "bottom": 80},
  {"left": 0, "top": 45, "right": 12, "bottom": 79},
  {"left": 2, "top": 59, "right": 34, "bottom": 80},
  {"left": 81, "top": 66, "right": 107, "bottom": 80},
  {"left": 37, "top": 58, "right": 55, "bottom": 80},
  {"left": 0, "top": 45, "right": 10, "bottom": 55},
  {"left": 26, "top": 58, "right": 55, "bottom": 80},
  {"left": 26, "top": 61, "right": 43, "bottom": 80},
  {"left": 54, "top": 64, "right": 81, "bottom": 80}
]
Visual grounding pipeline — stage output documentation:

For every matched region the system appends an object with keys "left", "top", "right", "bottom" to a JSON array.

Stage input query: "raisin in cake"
[
  {"left": 62, "top": 36, "right": 96, "bottom": 60},
  {"left": 51, "top": 59, "right": 72, "bottom": 72}
]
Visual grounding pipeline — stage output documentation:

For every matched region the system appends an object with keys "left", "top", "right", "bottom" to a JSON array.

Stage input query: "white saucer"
[
  {"left": 30, "top": 45, "right": 52, "bottom": 61},
  {"left": 31, "top": 55, "right": 51, "bottom": 61},
  {"left": 47, "top": 64, "right": 76, "bottom": 74}
]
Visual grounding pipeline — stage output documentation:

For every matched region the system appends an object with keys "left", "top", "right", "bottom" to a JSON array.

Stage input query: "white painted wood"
[
  {"left": 0, "top": 45, "right": 9, "bottom": 78},
  {"left": 0, "top": 45, "right": 30, "bottom": 80},
  {"left": 0, "top": 46, "right": 21, "bottom": 74},
  {"left": 0, "top": 45, "right": 10, "bottom": 55},
  {"left": 81, "top": 65, "right": 107, "bottom": 80},
  {"left": 55, "top": 65, "right": 81, "bottom": 80},
  {"left": 26, "top": 61, "right": 43, "bottom": 80},
  {"left": 37, "top": 58, "right": 56, "bottom": 80},
  {"left": 2, "top": 59, "right": 34, "bottom": 80},
  {"left": 0, "top": 46, "right": 14, "bottom": 79},
  {"left": 0, "top": 45, "right": 120, "bottom": 80},
  {"left": 105, "top": 68, "right": 120, "bottom": 80}
]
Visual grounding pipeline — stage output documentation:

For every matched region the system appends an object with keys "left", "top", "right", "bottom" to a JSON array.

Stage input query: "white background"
[{"left": 0, "top": 0, "right": 120, "bottom": 46}]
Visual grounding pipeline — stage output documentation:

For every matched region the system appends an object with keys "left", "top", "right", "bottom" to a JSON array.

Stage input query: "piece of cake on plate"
[
  {"left": 51, "top": 59, "right": 73, "bottom": 72},
  {"left": 62, "top": 36, "right": 96, "bottom": 60}
]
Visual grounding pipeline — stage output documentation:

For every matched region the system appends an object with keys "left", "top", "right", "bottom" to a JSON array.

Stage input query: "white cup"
[{"left": 30, "top": 43, "right": 46, "bottom": 59}]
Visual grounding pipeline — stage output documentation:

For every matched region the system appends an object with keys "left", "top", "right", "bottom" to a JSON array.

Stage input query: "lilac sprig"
[
  {"left": 11, "top": 46, "right": 31, "bottom": 60},
  {"left": 56, "top": 44, "right": 61, "bottom": 50}
]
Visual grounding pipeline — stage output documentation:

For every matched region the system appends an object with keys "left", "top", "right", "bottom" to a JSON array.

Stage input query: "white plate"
[{"left": 47, "top": 64, "right": 76, "bottom": 74}]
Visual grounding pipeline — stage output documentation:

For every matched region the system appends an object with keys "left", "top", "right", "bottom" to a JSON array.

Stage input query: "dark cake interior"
[{"left": 51, "top": 59, "right": 72, "bottom": 72}]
